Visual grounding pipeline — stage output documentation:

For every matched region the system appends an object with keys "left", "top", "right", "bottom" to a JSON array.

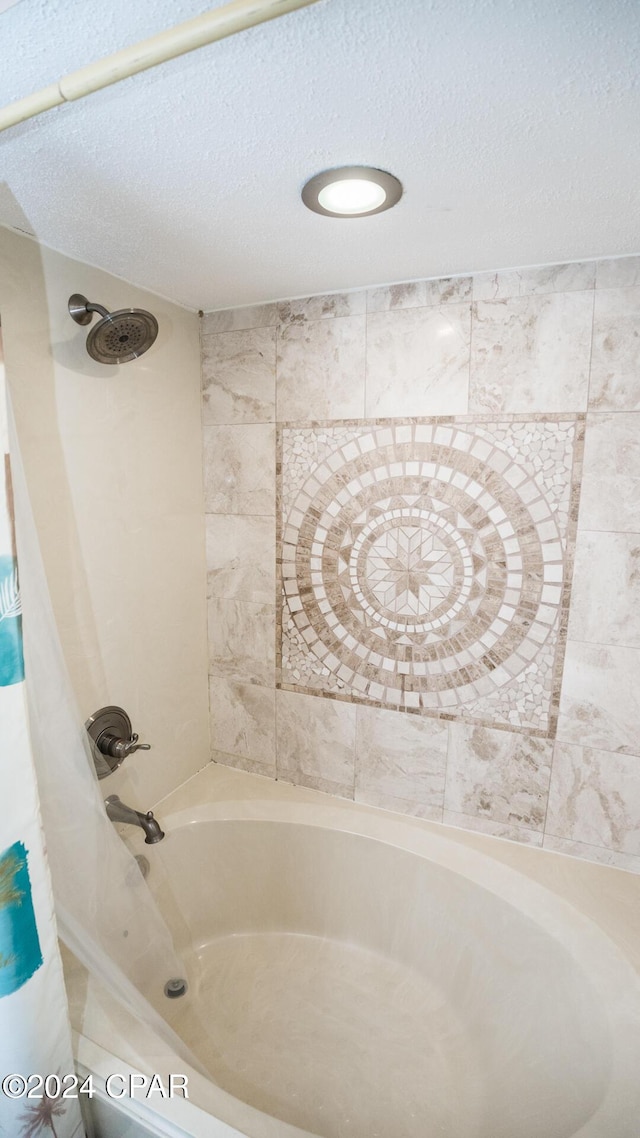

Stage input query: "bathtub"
[{"left": 68, "top": 766, "right": 640, "bottom": 1138}]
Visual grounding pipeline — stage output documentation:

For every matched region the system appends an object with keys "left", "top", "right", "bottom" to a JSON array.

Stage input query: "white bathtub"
[{"left": 69, "top": 767, "right": 640, "bottom": 1138}]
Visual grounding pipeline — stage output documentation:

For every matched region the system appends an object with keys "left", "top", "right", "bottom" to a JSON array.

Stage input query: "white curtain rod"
[{"left": 0, "top": 0, "right": 321, "bottom": 134}]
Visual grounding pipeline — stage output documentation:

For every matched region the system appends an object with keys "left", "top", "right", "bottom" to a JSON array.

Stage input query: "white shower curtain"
[
  {"left": 0, "top": 331, "right": 84, "bottom": 1137},
  {"left": 0, "top": 323, "right": 210, "bottom": 1134}
]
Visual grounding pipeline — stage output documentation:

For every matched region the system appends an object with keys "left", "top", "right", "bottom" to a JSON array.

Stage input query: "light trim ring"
[{"left": 302, "top": 166, "right": 403, "bottom": 218}]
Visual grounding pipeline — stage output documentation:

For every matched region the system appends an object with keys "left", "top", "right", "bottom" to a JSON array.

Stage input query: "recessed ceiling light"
[{"left": 302, "top": 167, "right": 403, "bottom": 218}]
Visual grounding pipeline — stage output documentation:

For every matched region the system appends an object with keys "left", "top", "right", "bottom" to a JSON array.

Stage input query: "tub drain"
[{"left": 164, "top": 978, "right": 188, "bottom": 999}]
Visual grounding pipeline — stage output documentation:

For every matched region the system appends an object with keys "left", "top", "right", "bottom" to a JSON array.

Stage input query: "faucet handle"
[
  {"left": 123, "top": 732, "right": 151, "bottom": 756},
  {"left": 86, "top": 706, "right": 152, "bottom": 778}
]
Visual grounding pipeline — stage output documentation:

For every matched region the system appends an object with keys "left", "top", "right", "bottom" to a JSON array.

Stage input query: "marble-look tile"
[
  {"left": 546, "top": 741, "right": 640, "bottom": 855},
  {"left": 557, "top": 642, "right": 640, "bottom": 754},
  {"left": 365, "top": 304, "right": 471, "bottom": 416},
  {"left": 366, "top": 276, "right": 472, "bottom": 312},
  {"left": 276, "top": 689, "right": 356, "bottom": 798},
  {"left": 354, "top": 706, "right": 447, "bottom": 820},
  {"left": 444, "top": 723, "right": 553, "bottom": 831},
  {"left": 366, "top": 280, "right": 427, "bottom": 312},
  {"left": 276, "top": 316, "right": 366, "bottom": 421},
  {"left": 568, "top": 532, "right": 640, "bottom": 647},
  {"left": 208, "top": 599, "right": 275, "bottom": 686},
  {"left": 276, "top": 291, "right": 366, "bottom": 324},
  {"left": 203, "top": 424, "right": 275, "bottom": 514},
  {"left": 542, "top": 835, "right": 640, "bottom": 875},
  {"left": 469, "top": 292, "right": 593, "bottom": 412},
  {"left": 206, "top": 515, "right": 275, "bottom": 604},
  {"left": 211, "top": 748, "right": 277, "bottom": 780},
  {"left": 201, "top": 327, "right": 276, "bottom": 424},
  {"left": 596, "top": 256, "right": 640, "bottom": 290},
  {"left": 209, "top": 677, "right": 275, "bottom": 763},
  {"left": 423, "top": 275, "right": 473, "bottom": 306},
  {"left": 442, "top": 811, "right": 544, "bottom": 847},
  {"left": 472, "top": 262, "right": 596, "bottom": 301},
  {"left": 201, "top": 303, "right": 278, "bottom": 334},
  {"left": 579, "top": 413, "right": 640, "bottom": 532},
  {"left": 589, "top": 286, "right": 640, "bottom": 411}
]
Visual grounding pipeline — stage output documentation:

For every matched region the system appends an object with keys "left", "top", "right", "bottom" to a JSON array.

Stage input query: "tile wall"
[{"left": 201, "top": 256, "right": 640, "bottom": 872}]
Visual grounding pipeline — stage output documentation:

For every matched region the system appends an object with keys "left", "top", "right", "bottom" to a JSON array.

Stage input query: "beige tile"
[
  {"left": 208, "top": 599, "right": 275, "bottom": 686},
  {"left": 596, "top": 257, "right": 640, "bottom": 290},
  {"left": 546, "top": 741, "right": 640, "bottom": 855},
  {"left": 542, "top": 834, "right": 640, "bottom": 874},
  {"left": 442, "top": 812, "right": 544, "bottom": 847},
  {"left": 276, "top": 316, "right": 366, "bottom": 421},
  {"left": 201, "top": 327, "right": 276, "bottom": 424},
  {"left": 366, "top": 276, "right": 472, "bottom": 312},
  {"left": 444, "top": 723, "right": 553, "bottom": 832},
  {"left": 469, "top": 292, "right": 593, "bottom": 412},
  {"left": 589, "top": 286, "right": 640, "bottom": 411},
  {"left": 276, "top": 689, "right": 356, "bottom": 797},
  {"left": 201, "top": 304, "right": 278, "bottom": 334},
  {"left": 276, "top": 292, "right": 366, "bottom": 324},
  {"left": 206, "top": 514, "right": 275, "bottom": 604},
  {"left": 365, "top": 304, "right": 471, "bottom": 416},
  {"left": 211, "top": 749, "right": 277, "bottom": 780},
  {"left": 203, "top": 424, "right": 275, "bottom": 515},
  {"left": 568, "top": 531, "right": 640, "bottom": 647},
  {"left": 366, "top": 280, "right": 427, "bottom": 312},
  {"left": 557, "top": 642, "right": 640, "bottom": 754},
  {"left": 209, "top": 678, "right": 275, "bottom": 763},
  {"left": 579, "top": 413, "right": 640, "bottom": 532},
  {"left": 472, "top": 262, "right": 596, "bottom": 301},
  {"left": 424, "top": 276, "right": 473, "bottom": 306},
  {"left": 355, "top": 706, "right": 447, "bottom": 820}
]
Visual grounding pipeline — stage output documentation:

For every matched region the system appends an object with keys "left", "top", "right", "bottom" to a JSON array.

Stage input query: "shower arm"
[
  {"left": 85, "top": 302, "right": 110, "bottom": 320},
  {"left": 0, "top": 0, "right": 321, "bottom": 134},
  {"left": 68, "top": 294, "right": 109, "bottom": 326}
]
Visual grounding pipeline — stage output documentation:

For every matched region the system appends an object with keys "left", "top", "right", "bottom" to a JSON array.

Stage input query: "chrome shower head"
[{"left": 68, "top": 293, "right": 158, "bottom": 365}]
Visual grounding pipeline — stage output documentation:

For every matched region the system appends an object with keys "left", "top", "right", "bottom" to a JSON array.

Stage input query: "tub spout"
[{"left": 104, "top": 794, "right": 165, "bottom": 844}]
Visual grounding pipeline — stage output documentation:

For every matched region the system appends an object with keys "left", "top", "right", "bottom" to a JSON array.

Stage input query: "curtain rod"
[{"left": 0, "top": 0, "right": 321, "bottom": 134}]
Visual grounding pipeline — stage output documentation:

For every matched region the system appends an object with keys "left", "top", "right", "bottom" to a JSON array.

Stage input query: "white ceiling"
[{"left": 0, "top": 0, "right": 639, "bottom": 311}]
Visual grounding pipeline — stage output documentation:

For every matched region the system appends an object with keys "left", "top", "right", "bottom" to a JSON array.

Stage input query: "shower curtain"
[
  {"left": 0, "top": 331, "right": 83, "bottom": 1136},
  {"left": 0, "top": 299, "right": 211, "bottom": 1133}
]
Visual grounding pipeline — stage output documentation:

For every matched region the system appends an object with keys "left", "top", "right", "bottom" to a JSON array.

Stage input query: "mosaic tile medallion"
[{"left": 277, "top": 418, "right": 583, "bottom": 735}]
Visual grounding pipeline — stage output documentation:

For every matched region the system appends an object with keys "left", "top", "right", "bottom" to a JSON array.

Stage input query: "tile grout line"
[
  {"left": 441, "top": 721, "right": 452, "bottom": 824},
  {"left": 198, "top": 312, "right": 216, "bottom": 769},
  {"left": 353, "top": 704, "right": 359, "bottom": 802},
  {"left": 540, "top": 736, "right": 558, "bottom": 844},
  {"left": 274, "top": 413, "right": 282, "bottom": 782},
  {"left": 562, "top": 635, "right": 640, "bottom": 653},
  {"left": 363, "top": 299, "right": 368, "bottom": 421},
  {"left": 466, "top": 295, "right": 474, "bottom": 414},
  {"left": 584, "top": 288, "right": 597, "bottom": 414}
]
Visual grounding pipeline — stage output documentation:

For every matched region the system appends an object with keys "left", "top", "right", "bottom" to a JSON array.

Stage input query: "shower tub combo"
[{"left": 68, "top": 764, "right": 640, "bottom": 1138}]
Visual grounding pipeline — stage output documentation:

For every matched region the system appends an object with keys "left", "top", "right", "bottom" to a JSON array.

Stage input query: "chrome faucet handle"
[
  {"left": 86, "top": 707, "right": 152, "bottom": 778},
  {"left": 97, "top": 731, "right": 151, "bottom": 760},
  {"left": 123, "top": 732, "right": 151, "bottom": 756}
]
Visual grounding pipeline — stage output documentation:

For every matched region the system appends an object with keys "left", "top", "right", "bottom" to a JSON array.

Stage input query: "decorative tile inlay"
[{"left": 277, "top": 416, "right": 583, "bottom": 735}]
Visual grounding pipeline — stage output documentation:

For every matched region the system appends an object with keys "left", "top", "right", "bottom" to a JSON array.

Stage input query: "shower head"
[{"left": 68, "top": 293, "right": 158, "bottom": 365}]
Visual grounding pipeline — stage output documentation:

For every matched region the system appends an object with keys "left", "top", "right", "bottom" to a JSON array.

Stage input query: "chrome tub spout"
[{"left": 104, "top": 794, "right": 165, "bottom": 844}]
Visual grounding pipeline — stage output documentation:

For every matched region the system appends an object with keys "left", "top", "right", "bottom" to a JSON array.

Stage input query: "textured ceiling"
[{"left": 0, "top": 0, "right": 639, "bottom": 311}]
